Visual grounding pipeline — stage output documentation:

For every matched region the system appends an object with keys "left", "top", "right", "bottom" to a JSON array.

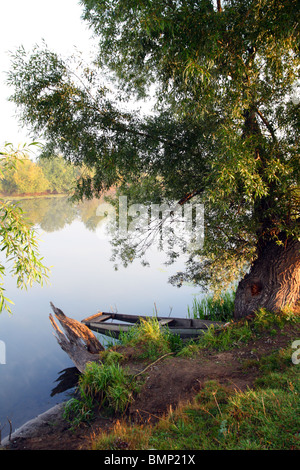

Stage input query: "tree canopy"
[
  {"left": 7, "top": 0, "right": 300, "bottom": 316},
  {"left": 37, "top": 155, "right": 78, "bottom": 194}
]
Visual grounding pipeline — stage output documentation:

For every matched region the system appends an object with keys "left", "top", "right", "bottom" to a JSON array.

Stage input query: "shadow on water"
[{"left": 51, "top": 367, "right": 80, "bottom": 397}]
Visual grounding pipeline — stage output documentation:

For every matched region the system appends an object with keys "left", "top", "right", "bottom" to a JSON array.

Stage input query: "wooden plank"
[
  {"left": 88, "top": 322, "right": 130, "bottom": 332},
  {"left": 86, "top": 314, "right": 112, "bottom": 325},
  {"left": 158, "top": 319, "right": 175, "bottom": 326},
  {"left": 104, "top": 313, "right": 144, "bottom": 324},
  {"left": 175, "top": 328, "right": 205, "bottom": 339},
  {"left": 82, "top": 312, "right": 140, "bottom": 325},
  {"left": 82, "top": 312, "right": 112, "bottom": 323},
  {"left": 88, "top": 322, "right": 131, "bottom": 339}
]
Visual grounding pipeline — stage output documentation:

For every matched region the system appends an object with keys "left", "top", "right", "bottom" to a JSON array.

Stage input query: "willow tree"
[{"left": 7, "top": 0, "right": 300, "bottom": 318}]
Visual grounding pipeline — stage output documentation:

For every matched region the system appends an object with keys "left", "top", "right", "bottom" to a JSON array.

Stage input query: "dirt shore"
[{"left": 1, "top": 323, "right": 298, "bottom": 450}]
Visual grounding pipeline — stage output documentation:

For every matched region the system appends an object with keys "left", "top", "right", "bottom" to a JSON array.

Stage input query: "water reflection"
[
  {"left": 50, "top": 367, "right": 80, "bottom": 397},
  {"left": 15, "top": 196, "right": 104, "bottom": 233}
]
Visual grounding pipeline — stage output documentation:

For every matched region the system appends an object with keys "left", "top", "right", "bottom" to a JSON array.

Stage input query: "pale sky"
[{"left": 0, "top": 0, "right": 96, "bottom": 147}]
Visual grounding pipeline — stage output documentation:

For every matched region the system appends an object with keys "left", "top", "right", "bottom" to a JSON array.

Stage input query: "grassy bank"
[
  {"left": 92, "top": 360, "right": 299, "bottom": 450},
  {"left": 62, "top": 301, "right": 300, "bottom": 450}
]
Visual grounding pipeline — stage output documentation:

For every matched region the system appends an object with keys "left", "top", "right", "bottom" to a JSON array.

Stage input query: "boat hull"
[{"left": 81, "top": 312, "right": 225, "bottom": 340}]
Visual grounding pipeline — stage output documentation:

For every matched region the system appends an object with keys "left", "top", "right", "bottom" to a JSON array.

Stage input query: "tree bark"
[
  {"left": 234, "top": 237, "right": 300, "bottom": 319},
  {"left": 49, "top": 303, "right": 104, "bottom": 373}
]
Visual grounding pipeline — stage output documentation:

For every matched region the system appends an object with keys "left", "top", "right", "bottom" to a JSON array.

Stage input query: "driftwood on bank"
[{"left": 49, "top": 302, "right": 104, "bottom": 373}]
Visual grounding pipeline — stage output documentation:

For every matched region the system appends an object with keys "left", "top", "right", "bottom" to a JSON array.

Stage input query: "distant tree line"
[{"left": 0, "top": 155, "right": 78, "bottom": 195}]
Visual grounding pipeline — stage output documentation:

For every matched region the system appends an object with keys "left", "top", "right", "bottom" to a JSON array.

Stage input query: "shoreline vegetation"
[
  {"left": 0, "top": 192, "right": 69, "bottom": 200},
  {"left": 0, "top": 154, "right": 79, "bottom": 198},
  {"left": 1, "top": 295, "right": 299, "bottom": 451}
]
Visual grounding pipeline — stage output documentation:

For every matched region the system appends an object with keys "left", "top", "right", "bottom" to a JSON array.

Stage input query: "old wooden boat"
[
  {"left": 81, "top": 311, "right": 226, "bottom": 340},
  {"left": 49, "top": 303, "right": 227, "bottom": 372}
]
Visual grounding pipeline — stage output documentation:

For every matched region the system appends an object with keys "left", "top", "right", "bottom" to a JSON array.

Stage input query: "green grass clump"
[
  {"left": 187, "top": 291, "right": 235, "bottom": 322},
  {"left": 252, "top": 307, "right": 299, "bottom": 332},
  {"left": 79, "top": 362, "right": 134, "bottom": 413},
  {"left": 197, "top": 323, "right": 253, "bottom": 351},
  {"left": 63, "top": 361, "right": 138, "bottom": 430},
  {"left": 118, "top": 316, "right": 184, "bottom": 359},
  {"left": 63, "top": 396, "right": 95, "bottom": 431}
]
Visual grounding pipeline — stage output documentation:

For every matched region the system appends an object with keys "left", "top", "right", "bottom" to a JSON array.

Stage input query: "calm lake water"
[{"left": 0, "top": 196, "right": 201, "bottom": 437}]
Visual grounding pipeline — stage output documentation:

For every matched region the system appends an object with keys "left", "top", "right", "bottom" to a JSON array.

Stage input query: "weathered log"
[{"left": 49, "top": 302, "right": 104, "bottom": 373}]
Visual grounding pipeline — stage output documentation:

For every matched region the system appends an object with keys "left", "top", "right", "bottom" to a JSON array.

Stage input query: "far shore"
[{"left": 0, "top": 192, "right": 70, "bottom": 200}]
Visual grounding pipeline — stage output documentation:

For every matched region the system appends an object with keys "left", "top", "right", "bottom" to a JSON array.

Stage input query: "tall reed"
[{"left": 187, "top": 291, "right": 235, "bottom": 322}]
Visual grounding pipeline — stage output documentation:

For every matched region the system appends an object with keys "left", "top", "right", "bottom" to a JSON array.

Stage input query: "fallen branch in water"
[{"left": 49, "top": 302, "right": 104, "bottom": 373}]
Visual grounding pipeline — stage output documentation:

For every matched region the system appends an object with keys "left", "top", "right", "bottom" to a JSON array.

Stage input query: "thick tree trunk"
[{"left": 234, "top": 237, "right": 300, "bottom": 319}]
